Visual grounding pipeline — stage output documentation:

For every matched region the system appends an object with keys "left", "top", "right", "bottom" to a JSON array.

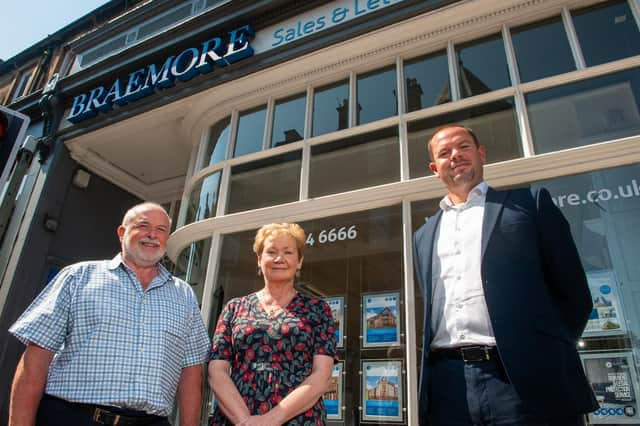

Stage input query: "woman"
[{"left": 209, "top": 223, "right": 337, "bottom": 425}]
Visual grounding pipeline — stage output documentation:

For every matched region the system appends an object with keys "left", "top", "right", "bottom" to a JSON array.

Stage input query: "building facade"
[{"left": 1, "top": 0, "right": 640, "bottom": 424}]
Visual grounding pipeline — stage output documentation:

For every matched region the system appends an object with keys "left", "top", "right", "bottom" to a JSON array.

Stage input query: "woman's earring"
[
  {"left": 295, "top": 269, "right": 301, "bottom": 278},
  {"left": 257, "top": 267, "right": 262, "bottom": 277}
]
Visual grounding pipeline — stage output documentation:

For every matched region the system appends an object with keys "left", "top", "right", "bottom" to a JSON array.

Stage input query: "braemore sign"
[{"left": 67, "top": 25, "right": 255, "bottom": 123}]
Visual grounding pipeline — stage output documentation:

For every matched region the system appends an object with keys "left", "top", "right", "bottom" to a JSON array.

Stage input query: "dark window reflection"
[
  {"left": 526, "top": 67, "right": 640, "bottom": 154},
  {"left": 309, "top": 127, "right": 399, "bottom": 197},
  {"left": 511, "top": 17, "right": 575, "bottom": 83},
  {"left": 233, "top": 105, "right": 266, "bottom": 158},
  {"left": 204, "top": 117, "right": 230, "bottom": 167},
  {"left": 271, "top": 93, "right": 306, "bottom": 147},
  {"left": 572, "top": 0, "right": 640, "bottom": 67},
  {"left": 313, "top": 80, "right": 349, "bottom": 137},
  {"left": 404, "top": 50, "right": 450, "bottom": 112},
  {"left": 357, "top": 66, "right": 397, "bottom": 125},
  {"left": 173, "top": 238, "right": 211, "bottom": 303},
  {"left": 407, "top": 98, "right": 521, "bottom": 179},
  {"left": 456, "top": 34, "right": 511, "bottom": 98},
  {"left": 186, "top": 171, "right": 222, "bottom": 224},
  {"left": 227, "top": 151, "right": 301, "bottom": 213}
]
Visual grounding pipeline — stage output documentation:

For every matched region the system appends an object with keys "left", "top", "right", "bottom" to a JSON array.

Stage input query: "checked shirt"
[{"left": 10, "top": 254, "right": 211, "bottom": 416}]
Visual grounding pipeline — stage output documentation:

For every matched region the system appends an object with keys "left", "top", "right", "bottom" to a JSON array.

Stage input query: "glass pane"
[
  {"left": 233, "top": 105, "right": 267, "bottom": 158},
  {"left": 173, "top": 238, "right": 211, "bottom": 304},
  {"left": 309, "top": 127, "right": 400, "bottom": 198},
  {"left": 407, "top": 98, "right": 522, "bottom": 179},
  {"left": 211, "top": 205, "right": 406, "bottom": 425},
  {"left": 138, "top": 3, "right": 191, "bottom": 39},
  {"left": 531, "top": 164, "right": 640, "bottom": 424},
  {"left": 185, "top": 171, "right": 222, "bottom": 224},
  {"left": 81, "top": 35, "right": 127, "bottom": 67},
  {"left": 271, "top": 93, "right": 306, "bottom": 147},
  {"left": 526, "top": 67, "right": 640, "bottom": 154},
  {"left": 357, "top": 66, "right": 398, "bottom": 125},
  {"left": 572, "top": 0, "right": 640, "bottom": 67},
  {"left": 511, "top": 16, "right": 575, "bottom": 83},
  {"left": 203, "top": 117, "right": 230, "bottom": 168},
  {"left": 456, "top": 34, "right": 511, "bottom": 98},
  {"left": 312, "top": 80, "right": 349, "bottom": 137},
  {"left": 404, "top": 50, "right": 451, "bottom": 112},
  {"left": 227, "top": 151, "right": 301, "bottom": 213}
]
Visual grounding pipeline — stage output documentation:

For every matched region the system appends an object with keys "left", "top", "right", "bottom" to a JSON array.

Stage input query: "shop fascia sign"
[{"left": 67, "top": 25, "right": 255, "bottom": 123}]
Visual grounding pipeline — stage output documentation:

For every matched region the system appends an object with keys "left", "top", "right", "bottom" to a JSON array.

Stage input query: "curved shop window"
[
  {"left": 201, "top": 117, "right": 231, "bottom": 168},
  {"left": 271, "top": 93, "right": 306, "bottom": 147},
  {"left": 186, "top": 171, "right": 222, "bottom": 223},
  {"left": 233, "top": 105, "right": 267, "bottom": 158},
  {"left": 173, "top": 237, "right": 211, "bottom": 305}
]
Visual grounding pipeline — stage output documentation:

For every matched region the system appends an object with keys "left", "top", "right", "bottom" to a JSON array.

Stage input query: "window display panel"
[
  {"left": 173, "top": 238, "right": 211, "bottom": 304},
  {"left": 455, "top": 33, "right": 511, "bottom": 98},
  {"left": 185, "top": 171, "right": 222, "bottom": 224},
  {"left": 309, "top": 127, "right": 399, "bottom": 198},
  {"left": 407, "top": 98, "right": 521, "bottom": 179},
  {"left": 209, "top": 205, "right": 405, "bottom": 424},
  {"left": 511, "top": 16, "right": 575, "bottom": 83},
  {"left": 572, "top": 0, "right": 640, "bottom": 67},
  {"left": 313, "top": 80, "right": 350, "bottom": 137},
  {"left": 203, "top": 117, "right": 230, "bottom": 168},
  {"left": 403, "top": 50, "right": 450, "bottom": 113},
  {"left": 531, "top": 163, "right": 640, "bottom": 425},
  {"left": 526, "top": 67, "right": 640, "bottom": 154},
  {"left": 271, "top": 93, "right": 306, "bottom": 147},
  {"left": 226, "top": 151, "right": 301, "bottom": 214},
  {"left": 357, "top": 65, "right": 397, "bottom": 125},
  {"left": 233, "top": 105, "right": 267, "bottom": 158}
]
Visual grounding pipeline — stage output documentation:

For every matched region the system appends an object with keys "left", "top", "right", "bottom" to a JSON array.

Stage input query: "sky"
[{"left": 0, "top": 1, "right": 110, "bottom": 61}]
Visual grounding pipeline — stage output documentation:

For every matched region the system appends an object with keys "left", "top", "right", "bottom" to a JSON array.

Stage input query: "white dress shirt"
[{"left": 430, "top": 181, "right": 496, "bottom": 349}]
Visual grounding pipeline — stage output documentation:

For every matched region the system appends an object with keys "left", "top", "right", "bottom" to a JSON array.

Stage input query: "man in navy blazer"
[{"left": 413, "top": 124, "right": 598, "bottom": 425}]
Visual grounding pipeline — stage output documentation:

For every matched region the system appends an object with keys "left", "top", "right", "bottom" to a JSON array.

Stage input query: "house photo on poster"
[
  {"left": 361, "top": 360, "right": 404, "bottom": 423},
  {"left": 584, "top": 271, "right": 626, "bottom": 337},
  {"left": 362, "top": 292, "right": 401, "bottom": 348},
  {"left": 582, "top": 352, "right": 640, "bottom": 424},
  {"left": 324, "top": 296, "right": 345, "bottom": 349},
  {"left": 324, "top": 361, "right": 344, "bottom": 422}
]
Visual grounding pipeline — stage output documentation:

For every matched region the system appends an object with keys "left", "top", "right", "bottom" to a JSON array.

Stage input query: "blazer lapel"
[{"left": 482, "top": 187, "right": 508, "bottom": 258}]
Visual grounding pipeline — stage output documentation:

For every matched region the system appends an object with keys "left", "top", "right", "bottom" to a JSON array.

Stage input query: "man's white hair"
[{"left": 121, "top": 202, "right": 171, "bottom": 227}]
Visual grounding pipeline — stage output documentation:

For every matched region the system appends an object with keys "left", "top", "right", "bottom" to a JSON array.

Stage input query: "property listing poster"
[
  {"left": 582, "top": 352, "right": 640, "bottom": 424},
  {"left": 324, "top": 296, "right": 345, "bottom": 349},
  {"left": 361, "top": 360, "right": 403, "bottom": 423},
  {"left": 584, "top": 271, "right": 626, "bottom": 337},
  {"left": 324, "top": 361, "right": 344, "bottom": 421},
  {"left": 362, "top": 292, "right": 401, "bottom": 348}
]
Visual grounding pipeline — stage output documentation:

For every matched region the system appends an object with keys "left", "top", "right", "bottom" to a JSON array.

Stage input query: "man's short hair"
[
  {"left": 427, "top": 124, "right": 480, "bottom": 160},
  {"left": 122, "top": 202, "right": 171, "bottom": 227}
]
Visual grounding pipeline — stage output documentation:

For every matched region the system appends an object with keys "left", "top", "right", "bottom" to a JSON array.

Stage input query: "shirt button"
[{"left": 459, "top": 334, "right": 466, "bottom": 340}]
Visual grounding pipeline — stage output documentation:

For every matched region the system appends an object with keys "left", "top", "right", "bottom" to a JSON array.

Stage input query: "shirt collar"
[
  {"left": 108, "top": 253, "right": 172, "bottom": 285},
  {"left": 439, "top": 181, "right": 488, "bottom": 211}
]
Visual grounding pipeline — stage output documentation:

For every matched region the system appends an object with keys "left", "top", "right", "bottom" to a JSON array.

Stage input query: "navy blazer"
[{"left": 413, "top": 186, "right": 598, "bottom": 424}]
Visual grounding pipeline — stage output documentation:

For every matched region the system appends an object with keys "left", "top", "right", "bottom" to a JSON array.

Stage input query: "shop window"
[
  {"left": 309, "top": 127, "right": 399, "bottom": 198},
  {"left": 526, "top": 67, "right": 640, "bottom": 154},
  {"left": 356, "top": 65, "right": 397, "bottom": 125},
  {"left": 271, "top": 93, "right": 306, "bottom": 147},
  {"left": 455, "top": 33, "right": 511, "bottom": 98},
  {"left": 186, "top": 171, "right": 222, "bottom": 224},
  {"left": 203, "top": 117, "right": 230, "bottom": 168},
  {"left": 233, "top": 105, "right": 267, "bottom": 158},
  {"left": 226, "top": 151, "right": 302, "bottom": 214},
  {"left": 80, "top": 35, "right": 128, "bottom": 68},
  {"left": 407, "top": 98, "right": 522, "bottom": 179},
  {"left": 137, "top": 3, "right": 192, "bottom": 39},
  {"left": 572, "top": 0, "right": 640, "bottom": 67},
  {"left": 532, "top": 164, "right": 640, "bottom": 424},
  {"left": 210, "top": 205, "right": 406, "bottom": 425},
  {"left": 173, "top": 238, "right": 211, "bottom": 304},
  {"left": 312, "top": 80, "right": 349, "bottom": 137},
  {"left": 403, "top": 50, "right": 451, "bottom": 113},
  {"left": 511, "top": 16, "right": 575, "bottom": 83}
]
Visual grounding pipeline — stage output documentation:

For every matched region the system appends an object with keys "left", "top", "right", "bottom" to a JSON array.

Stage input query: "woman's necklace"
[{"left": 259, "top": 289, "right": 295, "bottom": 317}]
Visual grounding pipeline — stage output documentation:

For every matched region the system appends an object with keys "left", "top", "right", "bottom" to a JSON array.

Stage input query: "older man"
[
  {"left": 9, "top": 202, "right": 210, "bottom": 426},
  {"left": 413, "top": 125, "right": 598, "bottom": 425}
]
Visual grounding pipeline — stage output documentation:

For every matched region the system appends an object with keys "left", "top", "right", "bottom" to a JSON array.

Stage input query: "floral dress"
[{"left": 209, "top": 292, "right": 338, "bottom": 425}]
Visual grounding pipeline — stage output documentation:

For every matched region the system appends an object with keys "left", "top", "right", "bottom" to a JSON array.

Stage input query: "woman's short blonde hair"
[{"left": 253, "top": 223, "right": 306, "bottom": 257}]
